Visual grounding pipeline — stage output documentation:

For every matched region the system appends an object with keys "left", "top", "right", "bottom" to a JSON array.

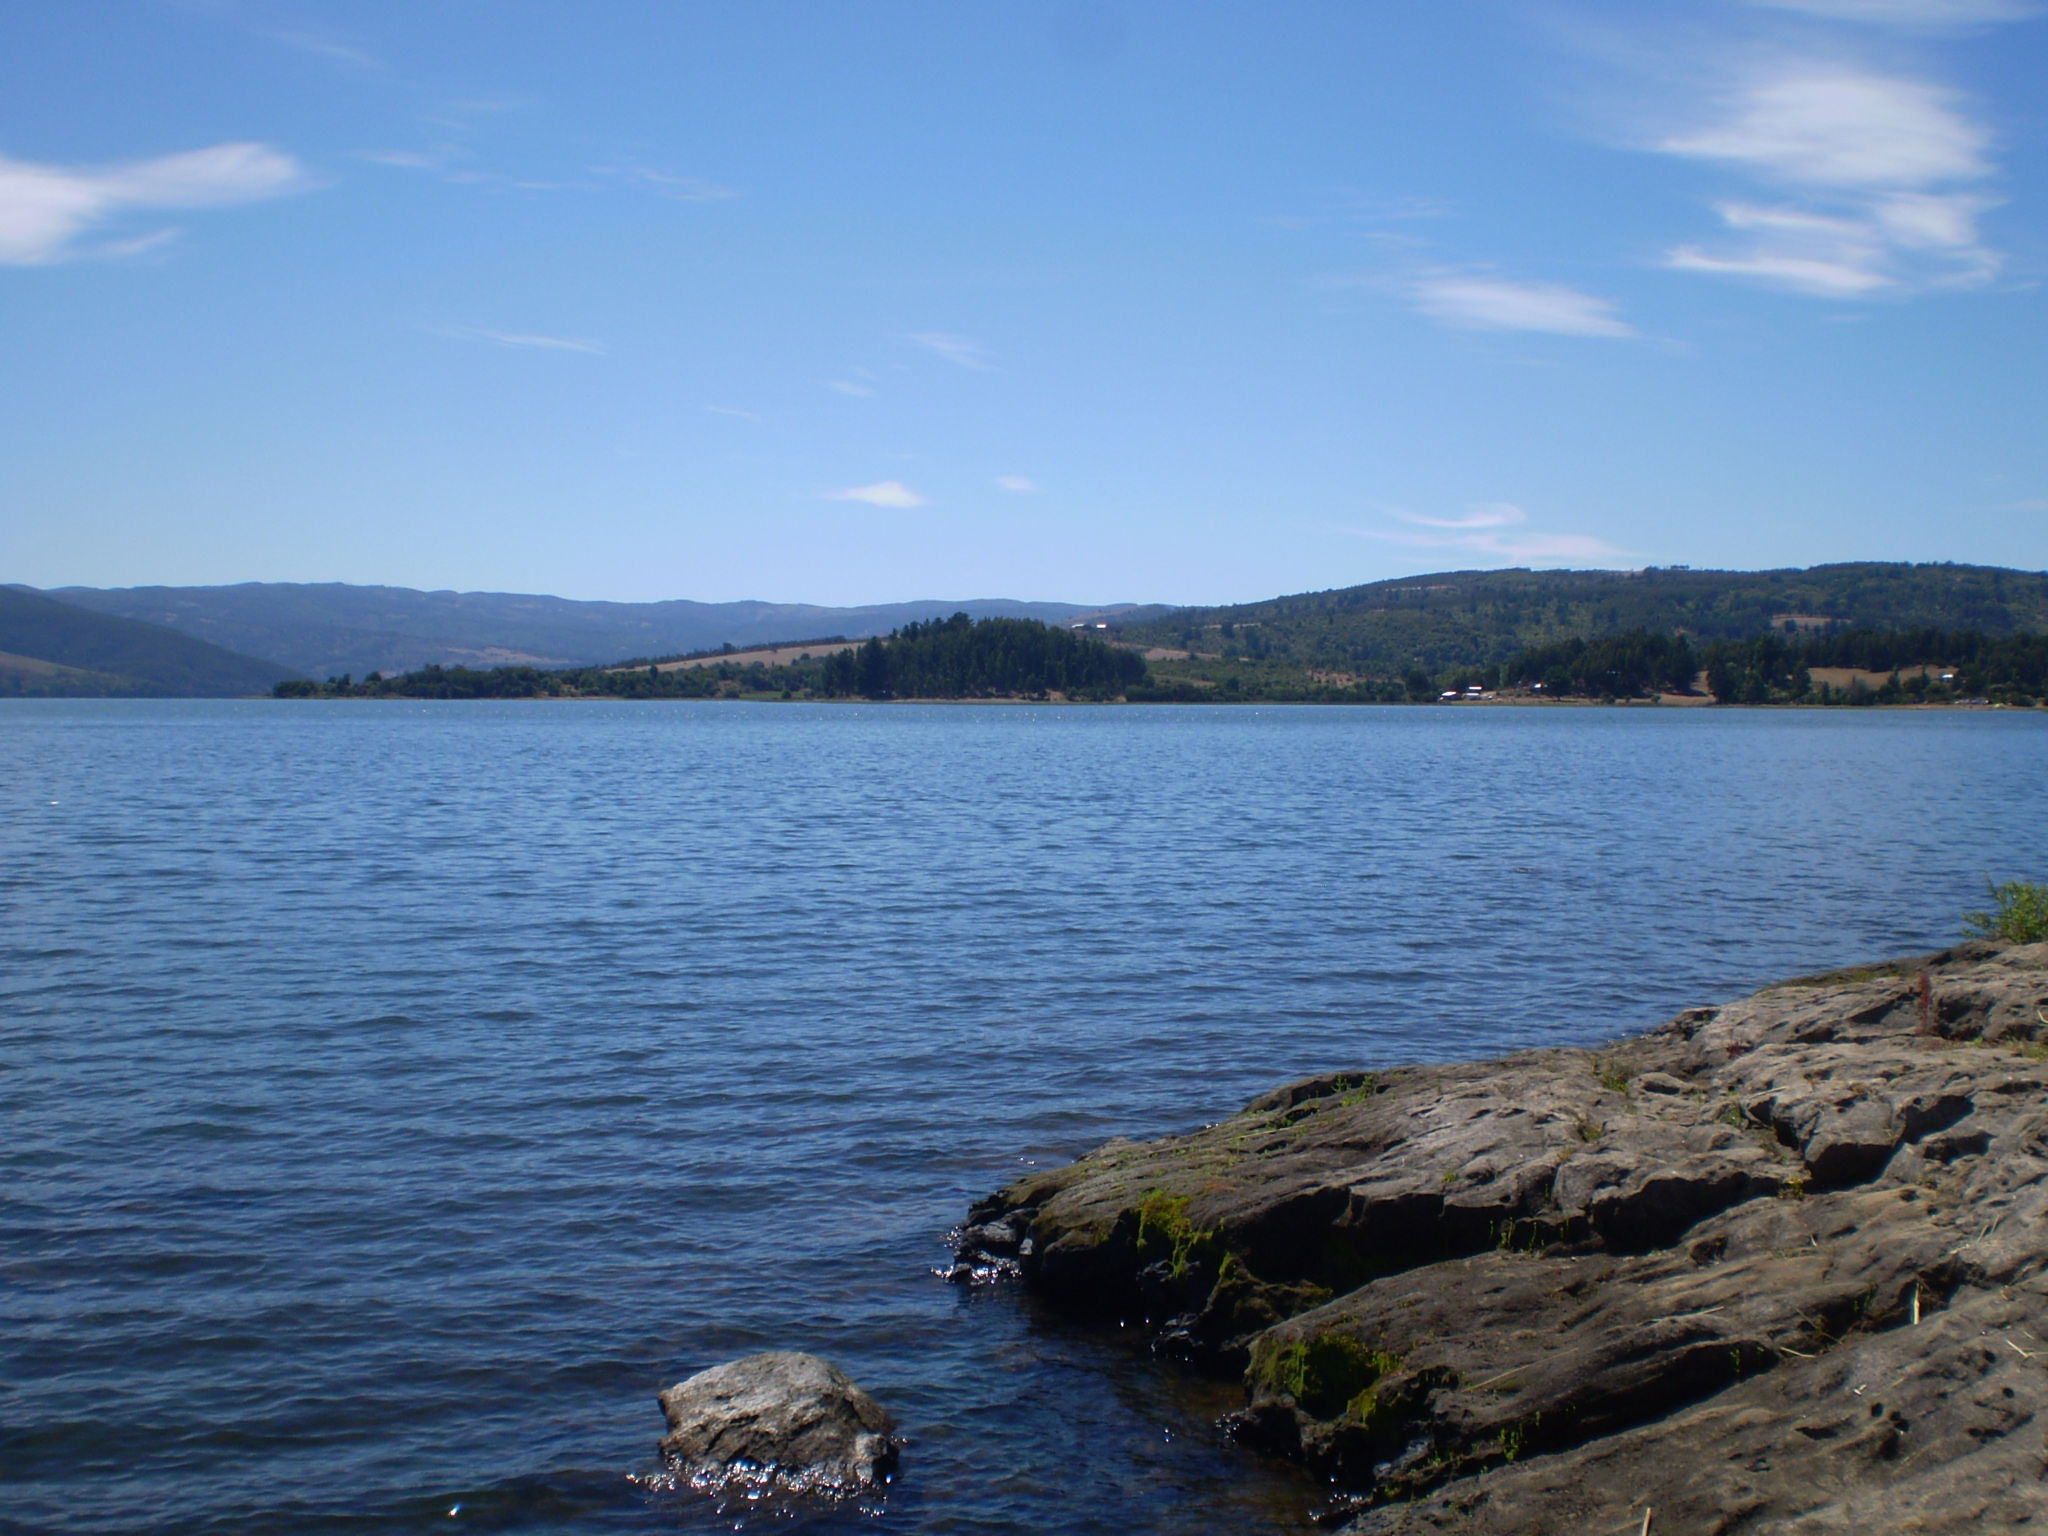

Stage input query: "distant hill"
[
  {"left": 1119, "top": 563, "right": 2048, "bottom": 675},
  {"left": 41, "top": 582, "right": 1168, "bottom": 681},
  {"left": 0, "top": 586, "right": 302, "bottom": 697}
]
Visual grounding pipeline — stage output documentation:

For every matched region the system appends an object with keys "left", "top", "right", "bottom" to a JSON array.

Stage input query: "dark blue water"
[{"left": 4, "top": 701, "right": 2045, "bottom": 1535}]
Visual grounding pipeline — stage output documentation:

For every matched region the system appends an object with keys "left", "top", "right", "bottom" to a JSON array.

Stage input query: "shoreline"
[
  {"left": 951, "top": 941, "right": 2048, "bottom": 1532},
  {"left": 252, "top": 697, "right": 2040, "bottom": 711}
]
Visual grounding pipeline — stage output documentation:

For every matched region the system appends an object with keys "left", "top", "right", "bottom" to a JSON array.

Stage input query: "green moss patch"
[{"left": 1252, "top": 1331, "right": 1402, "bottom": 1419}]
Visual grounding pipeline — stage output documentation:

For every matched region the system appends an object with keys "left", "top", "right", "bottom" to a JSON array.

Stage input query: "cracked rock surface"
[{"left": 953, "top": 941, "right": 2048, "bottom": 1532}]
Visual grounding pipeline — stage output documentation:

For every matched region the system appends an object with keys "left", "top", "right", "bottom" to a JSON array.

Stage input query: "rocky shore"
[{"left": 953, "top": 941, "right": 2048, "bottom": 1533}]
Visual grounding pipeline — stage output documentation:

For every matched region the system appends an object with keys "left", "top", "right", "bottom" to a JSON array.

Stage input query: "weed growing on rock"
[
  {"left": 1498, "top": 1414, "right": 1541, "bottom": 1463},
  {"left": 1593, "top": 1058, "right": 1631, "bottom": 1094},
  {"left": 1333, "top": 1072, "right": 1381, "bottom": 1107},
  {"left": 1491, "top": 1217, "right": 1547, "bottom": 1254},
  {"left": 1964, "top": 878, "right": 2048, "bottom": 944},
  {"left": 1133, "top": 1189, "right": 1225, "bottom": 1282}
]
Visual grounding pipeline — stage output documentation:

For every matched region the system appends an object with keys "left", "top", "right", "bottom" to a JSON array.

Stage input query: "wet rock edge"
[{"left": 951, "top": 941, "right": 2048, "bottom": 1533}]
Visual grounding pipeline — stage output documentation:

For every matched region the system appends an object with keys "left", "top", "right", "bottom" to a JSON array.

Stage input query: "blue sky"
[{"left": 3, "top": 0, "right": 2044, "bottom": 605}]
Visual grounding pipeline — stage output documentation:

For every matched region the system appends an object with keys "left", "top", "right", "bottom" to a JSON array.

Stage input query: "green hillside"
[
  {"left": 44, "top": 581, "right": 1165, "bottom": 681},
  {"left": 1119, "top": 563, "right": 2048, "bottom": 677},
  {"left": 0, "top": 586, "right": 302, "bottom": 697}
]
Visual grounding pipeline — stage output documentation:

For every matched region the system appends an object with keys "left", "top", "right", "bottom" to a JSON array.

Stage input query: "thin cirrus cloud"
[
  {"left": 824, "top": 480, "right": 928, "bottom": 509},
  {"left": 442, "top": 326, "right": 605, "bottom": 354},
  {"left": 0, "top": 141, "right": 304, "bottom": 265},
  {"left": 1360, "top": 504, "right": 1633, "bottom": 563},
  {"left": 909, "top": 332, "right": 995, "bottom": 370},
  {"left": 1655, "top": 67, "right": 2003, "bottom": 296},
  {"left": 263, "top": 26, "right": 382, "bottom": 69},
  {"left": 590, "top": 165, "right": 738, "bottom": 202},
  {"left": 1745, "top": 0, "right": 2039, "bottom": 26},
  {"left": 996, "top": 476, "right": 1039, "bottom": 493},
  {"left": 1408, "top": 275, "right": 1638, "bottom": 338}
]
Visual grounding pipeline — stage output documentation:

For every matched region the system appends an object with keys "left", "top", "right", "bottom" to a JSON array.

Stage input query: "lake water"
[{"left": 5, "top": 700, "right": 2045, "bottom": 1535}]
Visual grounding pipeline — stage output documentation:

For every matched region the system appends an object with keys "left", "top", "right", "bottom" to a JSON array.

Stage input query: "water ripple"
[{"left": 3, "top": 699, "right": 2045, "bottom": 1534}]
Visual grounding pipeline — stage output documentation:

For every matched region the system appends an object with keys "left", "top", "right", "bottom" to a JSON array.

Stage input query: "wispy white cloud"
[
  {"left": 1394, "top": 503, "right": 1527, "bottom": 530},
  {"left": 825, "top": 480, "right": 927, "bottom": 509},
  {"left": 1745, "top": 0, "right": 2039, "bottom": 28},
  {"left": 1359, "top": 504, "right": 1633, "bottom": 563},
  {"left": 910, "top": 331, "right": 995, "bottom": 370},
  {"left": 1409, "top": 275, "right": 1638, "bottom": 337},
  {"left": 361, "top": 144, "right": 566, "bottom": 192},
  {"left": 196, "top": 2, "right": 384, "bottom": 70},
  {"left": 1655, "top": 67, "right": 2003, "bottom": 296},
  {"left": 265, "top": 26, "right": 381, "bottom": 69},
  {"left": 1265, "top": 191, "right": 1453, "bottom": 232},
  {"left": 1661, "top": 70, "right": 1989, "bottom": 187},
  {"left": 442, "top": 327, "right": 604, "bottom": 354},
  {"left": 826, "top": 377, "right": 877, "bottom": 398},
  {"left": 703, "top": 404, "right": 761, "bottom": 422},
  {"left": 591, "top": 165, "right": 738, "bottom": 202},
  {"left": 362, "top": 147, "right": 454, "bottom": 171},
  {"left": 0, "top": 142, "right": 304, "bottom": 265},
  {"left": 996, "top": 475, "right": 1039, "bottom": 493},
  {"left": 96, "top": 227, "right": 185, "bottom": 261}
]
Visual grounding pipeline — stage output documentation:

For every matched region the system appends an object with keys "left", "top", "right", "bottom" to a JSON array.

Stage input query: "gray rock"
[
  {"left": 657, "top": 1351, "right": 900, "bottom": 1497},
  {"left": 957, "top": 940, "right": 2048, "bottom": 1530}
]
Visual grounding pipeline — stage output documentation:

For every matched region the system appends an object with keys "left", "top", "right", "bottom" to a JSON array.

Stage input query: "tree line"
[
  {"left": 275, "top": 616, "right": 1149, "bottom": 702},
  {"left": 1696, "top": 629, "right": 2048, "bottom": 705},
  {"left": 270, "top": 621, "right": 2046, "bottom": 707}
]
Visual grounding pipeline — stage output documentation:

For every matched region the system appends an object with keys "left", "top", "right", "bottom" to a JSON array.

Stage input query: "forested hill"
[
  {"left": 819, "top": 614, "right": 1145, "bottom": 699},
  {"left": 1120, "top": 563, "right": 2048, "bottom": 675},
  {"left": 0, "top": 586, "right": 301, "bottom": 697},
  {"left": 42, "top": 581, "right": 1164, "bottom": 681},
  {"left": 276, "top": 614, "right": 1147, "bottom": 701}
]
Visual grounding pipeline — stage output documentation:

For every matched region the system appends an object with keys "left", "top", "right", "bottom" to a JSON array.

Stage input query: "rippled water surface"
[{"left": 5, "top": 700, "right": 2046, "bottom": 1535}]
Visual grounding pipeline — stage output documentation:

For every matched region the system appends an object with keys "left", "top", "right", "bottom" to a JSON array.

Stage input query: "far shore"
[{"left": 256, "top": 690, "right": 2038, "bottom": 710}]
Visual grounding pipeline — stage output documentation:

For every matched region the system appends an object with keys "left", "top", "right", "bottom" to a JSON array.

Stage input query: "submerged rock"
[
  {"left": 957, "top": 940, "right": 2048, "bottom": 1532},
  {"left": 657, "top": 1351, "right": 900, "bottom": 1498}
]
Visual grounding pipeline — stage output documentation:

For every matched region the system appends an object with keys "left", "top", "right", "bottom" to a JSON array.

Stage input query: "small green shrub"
[{"left": 1964, "top": 879, "right": 2048, "bottom": 944}]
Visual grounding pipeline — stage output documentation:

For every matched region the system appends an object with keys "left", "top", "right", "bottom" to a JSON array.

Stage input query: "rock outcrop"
[
  {"left": 657, "top": 1351, "right": 900, "bottom": 1499},
  {"left": 953, "top": 941, "right": 2048, "bottom": 1532}
]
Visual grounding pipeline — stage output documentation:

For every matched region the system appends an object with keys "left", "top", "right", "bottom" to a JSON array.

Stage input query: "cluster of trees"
[
  {"left": 1448, "top": 632, "right": 1701, "bottom": 699},
  {"left": 819, "top": 614, "right": 1145, "bottom": 699},
  {"left": 1695, "top": 630, "right": 2048, "bottom": 705},
  {"left": 275, "top": 657, "right": 820, "bottom": 700}
]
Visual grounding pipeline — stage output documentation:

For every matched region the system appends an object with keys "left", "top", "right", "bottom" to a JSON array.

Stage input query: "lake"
[{"left": 4, "top": 700, "right": 2045, "bottom": 1535}]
